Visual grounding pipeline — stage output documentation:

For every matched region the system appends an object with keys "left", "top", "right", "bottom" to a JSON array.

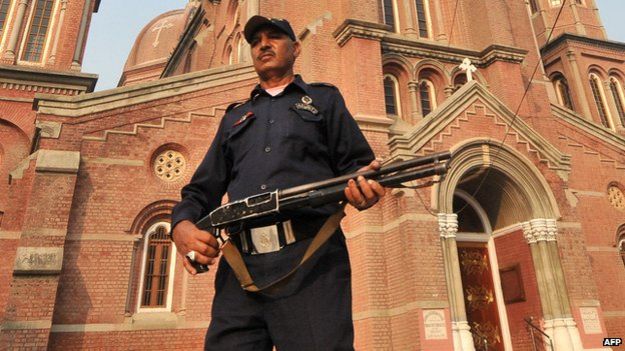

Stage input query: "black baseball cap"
[{"left": 244, "top": 15, "right": 296, "bottom": 43}]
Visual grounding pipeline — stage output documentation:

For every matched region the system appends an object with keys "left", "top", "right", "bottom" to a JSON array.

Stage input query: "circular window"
[
  {"left": 154, "top": 150, "right": 186, "bottom": 182},
  {"left": 608, "top": 184, "right": 625, "bottom": 211}
]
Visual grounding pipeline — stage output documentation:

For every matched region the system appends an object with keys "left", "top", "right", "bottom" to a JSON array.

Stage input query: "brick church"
[{"left": 0, "top": 0, "right": 624, "bottom": 349}]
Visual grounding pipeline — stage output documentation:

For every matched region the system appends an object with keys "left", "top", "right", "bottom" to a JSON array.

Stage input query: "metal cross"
[
  {"left": 152, "top": 20, "right": 173, "bottom": 47},
  {"left": 459, "top": 58, "right": 477, "bottom": 82}
]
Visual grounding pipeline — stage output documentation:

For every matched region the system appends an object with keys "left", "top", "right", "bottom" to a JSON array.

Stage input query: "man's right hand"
[{"left": 171, "top": 220, "right": 221, "bottom": 275}]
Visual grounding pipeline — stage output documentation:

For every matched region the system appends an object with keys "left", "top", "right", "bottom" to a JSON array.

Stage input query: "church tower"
[
  {"left": 0, "top": 1, "right": 99, "bottom": 348},
  {"left": 0, "top": 0, "right": 99, "bottom": 226}
]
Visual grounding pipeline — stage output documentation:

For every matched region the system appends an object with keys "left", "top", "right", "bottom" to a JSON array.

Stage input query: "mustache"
[{"left": 257, "top": 49, "right": 275, "bottom": 59}]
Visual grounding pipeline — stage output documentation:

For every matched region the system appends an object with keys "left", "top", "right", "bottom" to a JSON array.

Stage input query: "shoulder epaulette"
[
  {"left": 225, "top": 100, "right": 248, "bottom": 113},
  {"left": 309, "top": 82, "right": 337, "bottom": 89}
]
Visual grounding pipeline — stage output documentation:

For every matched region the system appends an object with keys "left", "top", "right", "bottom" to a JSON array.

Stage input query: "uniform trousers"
[{"left": 204, "top": 234, "right": 354, "bottom": 351}]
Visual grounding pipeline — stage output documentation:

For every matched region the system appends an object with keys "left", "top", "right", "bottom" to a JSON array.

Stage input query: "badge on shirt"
[
  {"left": 294, "top": 96, "right": 318, "bottom": 115},
  {"left": 233, "top": 111, "right": 254, "bottom": 126}
]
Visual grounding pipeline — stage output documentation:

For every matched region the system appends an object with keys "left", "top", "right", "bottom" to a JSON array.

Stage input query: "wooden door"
[{"left": 458, "top": 242, "right": 504, "bottom": 351}]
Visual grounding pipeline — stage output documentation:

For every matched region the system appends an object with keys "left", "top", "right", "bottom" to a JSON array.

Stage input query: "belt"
[{"left": 236, "top": 218, "right": 323, "bottom": 255}]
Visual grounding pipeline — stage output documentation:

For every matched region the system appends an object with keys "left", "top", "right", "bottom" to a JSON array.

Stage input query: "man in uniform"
[{"left": 171, "top": 16, "right": 385, "bottom": 350}]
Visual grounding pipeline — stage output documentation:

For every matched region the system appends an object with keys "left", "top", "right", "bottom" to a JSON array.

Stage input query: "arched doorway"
[
  {"left": 454, "top": 188, "right": 509, "bottom": 351},
  {"left": 435, "top": 140, "right": 583, "bottom": 351}
]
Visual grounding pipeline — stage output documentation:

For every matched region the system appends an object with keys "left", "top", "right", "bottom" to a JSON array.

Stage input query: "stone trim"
[
  {"left": 333, "top": 19, "right": 527, "bottom": 65},
  {"left": 0, "top": 65, "right": 97, "bottom": 93},
  {"left": 49, "top": 321, "right": 210, "bottom": 333},
  {"left": 352, "top": 113, "right": 395, "bottom": 133},
  {"left": 34, "top": 64, "right": 258, "bottom": 117},
  {"left": 603, "top": 311, "right": 625, "bottom": 317},
  {"left": 522, "top": 218, "right": 558, "bottom": 244},
  {"left": 81, "top": 157, "right": 144, "bottom": 166},
  {"left": 82, "top": 111, "right": 218, "bottom": 142},
  {"left": 332, "top": 19, "right": 389, "bottom": 47},
  {"left": 13, "top": 247, "right": 64, "bottom": 275},
  {"left": 388, "top": 81, "right": 571, "bottom": 173},
  {"left": 36, "top": 121, "right": 62, "bottom": 139},
  {"left": 585, "top": 246, "right": 619, "bottom": 252},
  {"left": 353, "top": 300, "right": 448, "bottom": 320},
  {"left": 65, "top": 234, "right": 142, "bottom": 242},
  {"left": 0, "top": 96, "right": 33, "bottom": 103},
  {"left": 35, "top": 150, "right": 80, "bottom": 174},
  {"left": 343, "top": 213, "right": 437, "bottom": 238},
  {"left": 541, "top": 33, "right": 625, "bottom": 57},
  {"left": 437, "top": 213, "right": 458, "bottom": 239},
  {"left": 9, "top": 152, "right": 38, "bottom": 180},
  {"left": 552, "top": 103, "right": 625, "bottom": 153},
  {"left": 0, "top": 231, "right": 21, "bottom": 239},
  {"left": 1, "top": 320, "right": 52, "bottom": 330},
  {"left": 434, "top": 139, "right": 562, "bottom": 218}
]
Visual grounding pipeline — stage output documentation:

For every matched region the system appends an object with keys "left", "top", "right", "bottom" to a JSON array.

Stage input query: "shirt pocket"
[
  {"left": 224, "top": 116, "right": 256, "bottom": 159},
  {"left": 285, "top": 107, "right": 327, "bottom": 148}
]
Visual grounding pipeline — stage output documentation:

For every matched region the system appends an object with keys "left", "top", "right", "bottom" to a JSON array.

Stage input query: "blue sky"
[{"left": 82, "top": 0, "right": 625, "bottom": 92}]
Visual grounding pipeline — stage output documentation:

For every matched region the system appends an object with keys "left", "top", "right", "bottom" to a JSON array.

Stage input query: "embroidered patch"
[
  {"left": 233, "top": 111, "right": 254, "bottom": 126},
  {"left": 294, "top": 102, "right": 318, "bottom": 115}
]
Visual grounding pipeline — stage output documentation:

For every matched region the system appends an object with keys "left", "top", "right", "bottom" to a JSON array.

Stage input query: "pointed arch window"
[
  {"left": 381, "top": 0, "right": 398, "bottom": 32},
  {"left": 237, "top": 35, "right": 248, "bottom": 63},
  {"left": 619, "top": 232, "right": 625, "bottom": 268},
  {"left": 383, "top": 74, "right": 401, "bottom": 117},
  {"left": 589, "top": 73, "right": 612, "bottom": 128},
  {"left": 609, "top": 77, "right": 625, "bottom": 127},
  {"left": 415, "top": 0, "right": 430, "bottom": 38},
  {"left": 137, "top": 222, "right": 176, "bottom": 311},
  {"left": 553, "top": 76, "right": 574, "bottom": 110},
  {"left": 21, "top": 0, "right": 55, "bottom": 62},
  {"left": 0, "top": 0, "right": 11, "bottom": 34},
  {"left": 226, "top": 45, "right": 233, "bottom": 65},
  {"left": 419, "top": 79, "right": 436, "bottom": 117}
]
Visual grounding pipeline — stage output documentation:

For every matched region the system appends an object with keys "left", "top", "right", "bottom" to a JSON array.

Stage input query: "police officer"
[{"left": 171, "top": 16, "right": 385, "bottom": 350}]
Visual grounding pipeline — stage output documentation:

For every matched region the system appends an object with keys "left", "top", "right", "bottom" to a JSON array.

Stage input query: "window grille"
[
  {"left": 21, "top": 0, "right": 54, "bottom": 62},
  {"left": 141, "top": 225, "right": 172, "bottom": 307}
]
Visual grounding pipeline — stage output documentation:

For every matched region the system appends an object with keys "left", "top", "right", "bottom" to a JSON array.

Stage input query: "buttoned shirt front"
[{"left": 171, "top": 75, "right": 374, "bottom": 229}]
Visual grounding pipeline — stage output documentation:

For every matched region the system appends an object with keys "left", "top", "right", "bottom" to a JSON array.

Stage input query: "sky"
[{"left": 82, "top": 0, "right": 625, "bottom": 92}]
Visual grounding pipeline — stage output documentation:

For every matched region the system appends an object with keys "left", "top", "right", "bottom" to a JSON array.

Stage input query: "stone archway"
[{"left": 435, "top": 139, "right": 583, "bottom": 351}]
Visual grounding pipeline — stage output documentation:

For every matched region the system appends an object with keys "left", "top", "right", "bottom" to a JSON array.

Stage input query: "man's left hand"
[{"left": 344, "top": 160, "right": 386, "bottom": 211}]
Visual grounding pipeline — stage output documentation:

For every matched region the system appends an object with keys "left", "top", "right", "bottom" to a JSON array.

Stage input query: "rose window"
[
  {"left": 154, "top": 150, "right": 186, "bottom": 182},
  {"left": 608, "top": 185, "right": 625, "bottom": 211}
]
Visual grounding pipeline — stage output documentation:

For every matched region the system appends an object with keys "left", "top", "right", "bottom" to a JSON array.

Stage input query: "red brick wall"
[{"left": 495, "top": 230, "right": 544, "bottom": 351}]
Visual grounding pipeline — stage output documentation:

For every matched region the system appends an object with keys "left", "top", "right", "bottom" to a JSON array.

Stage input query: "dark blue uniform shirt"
[{"left": 171, "top": 75, "right": 374, "bottom": 230}]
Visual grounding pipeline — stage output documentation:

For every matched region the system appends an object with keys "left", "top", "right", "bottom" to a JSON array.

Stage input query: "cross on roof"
[
  {"left": 152, "top": 20, "right": 173, "bottom": 48},
  {"left": 459, "top": 58, "right": 477, "bottom": 82}
]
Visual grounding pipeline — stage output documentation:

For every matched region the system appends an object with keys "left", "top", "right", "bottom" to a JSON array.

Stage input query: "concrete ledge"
[
  {"left": 0, "top": 231, "right": 21, "bottom": 239},
  {"left": 35, "top": 150, "right": 80, "bottom": 173},
  {"left": 13, "top": 247, "right": 64, "bottom": 275},
  {"left": 353, "top": 300, "right": 449, "bottom": 320},
  {"left": 1, "top": 320, "right": 52, "bottom": 330},
  {"left": 49, "top": 320, "right": 211, "bottom": 333}
]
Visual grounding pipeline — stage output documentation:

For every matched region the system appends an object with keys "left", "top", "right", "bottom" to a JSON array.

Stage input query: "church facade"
[{"left": 1, "top": 0, "right": 624, "bottom": 350}]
